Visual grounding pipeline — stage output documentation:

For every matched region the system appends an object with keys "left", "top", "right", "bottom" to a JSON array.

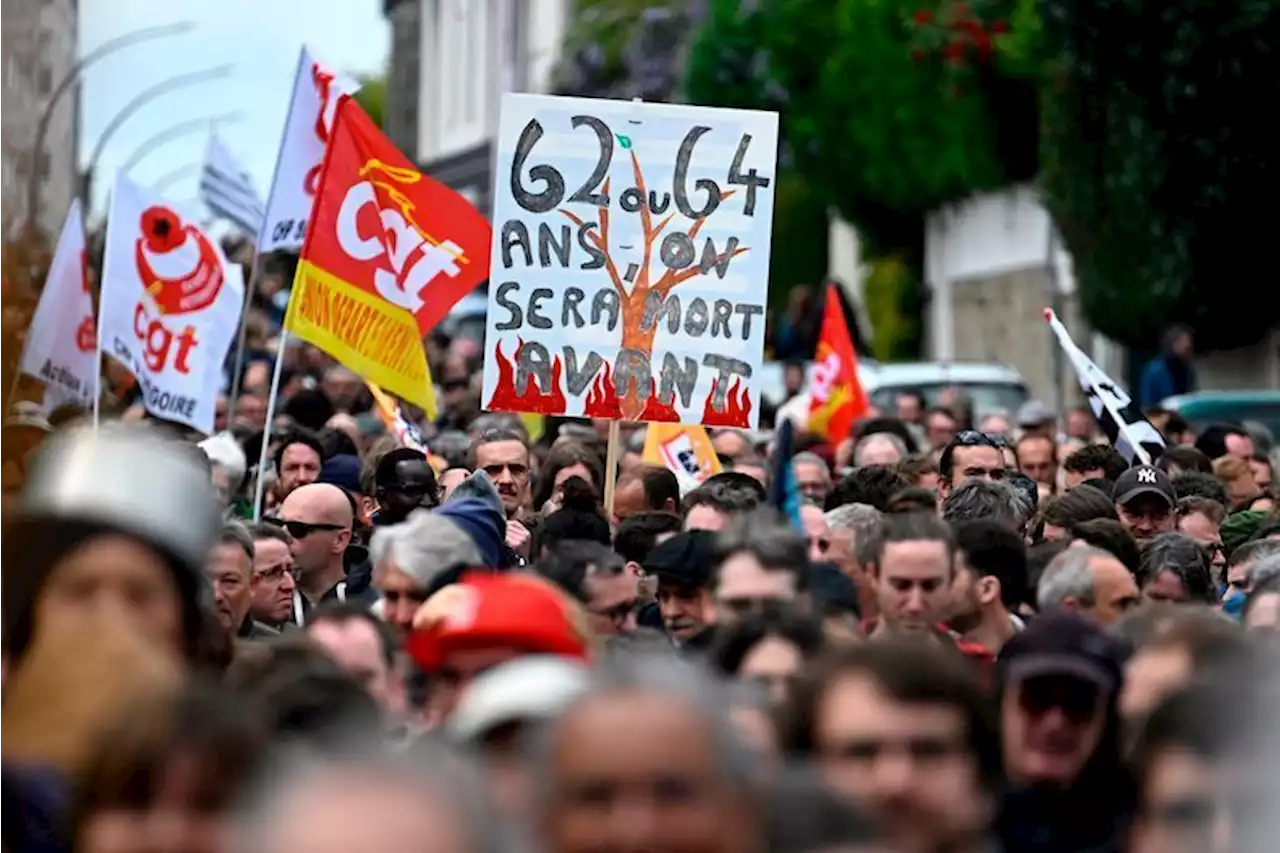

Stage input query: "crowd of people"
[{"left": 4, "top": 327, "right": 1280, "bottom": 853}]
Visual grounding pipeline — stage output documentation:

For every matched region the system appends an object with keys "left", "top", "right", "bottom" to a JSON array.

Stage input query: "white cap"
[
  {"left": 447, "top": 655, "right": 590, "bottom": 743},
  {"left": 199, "top": 431, "right": 247, "bottom": 489}
]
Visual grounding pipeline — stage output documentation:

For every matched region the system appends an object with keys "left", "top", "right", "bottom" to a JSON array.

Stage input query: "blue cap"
[{"left": 318, "top": 454, "right": 362, "bottom": 495}]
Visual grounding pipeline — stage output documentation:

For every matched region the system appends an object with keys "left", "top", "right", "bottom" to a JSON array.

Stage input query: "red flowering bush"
[{"left": 908, "top": 2, "right": 1009, "bottom": 73}]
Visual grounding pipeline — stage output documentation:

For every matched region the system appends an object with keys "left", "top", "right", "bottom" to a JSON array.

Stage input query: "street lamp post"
[
  {"left": 120, "top": 110, "right": 245, "bottom": 175},
  {"left": 82, "top": 64, "right": 235, "bottom": 206},
  {"left": 151, "top": 163, "right": 200, "bottom": 196},
  {"left": 24, "top": 20, "right": 195, "bottom": 232}
]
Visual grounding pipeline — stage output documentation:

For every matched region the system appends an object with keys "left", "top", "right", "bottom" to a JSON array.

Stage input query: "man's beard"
[{"left": 946, "top": 602, "right": 983, "bottom": 635}]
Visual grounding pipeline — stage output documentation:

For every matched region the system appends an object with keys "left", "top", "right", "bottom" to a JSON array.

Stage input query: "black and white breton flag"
[
  {"left": 199, "top": 133, "right": 264, "bottom": 237},
  {"left": 1045, "top": 308, "right": 1166, "bottom": 466}
]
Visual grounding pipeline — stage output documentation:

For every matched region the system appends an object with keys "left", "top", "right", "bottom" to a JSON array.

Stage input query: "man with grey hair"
[
  {"left": 1036, "top": 544, "right": 1139, "bottom": 626},
  {"left": 824, "top": 503, "right": 882, "bottom": 619},
  {"left": 370, "top": 509, "right": 485, "bottom": 640},
  {"left": 1223, "top": 538, "right": 1280, "bottom": 593},
  {"left": 941, "top": 479, "right": 1031, "bottom": 533},
  {"left": 712, "top": 511, "right": 810, "bottom": 625},
  {"left": 206, "top": 520, "right": 279, "bottom": 641},
  {"left": 792, "top": 451, "right": 832, "bottom": 504},
  {"left": 535, "top": 655, "right": 763, "bottom": 853},
  {"left": 853, "top": 432, "right": 907, "bottom": 467},
  {"left": 1247, "top": 552, "right": 1280, "bottom": 591},
  {"left": 1137, "top": 532, "right": 1215, "bottom": 604},
  {"left": 233, "top": 739, "right": 506, "bottom": 853}
]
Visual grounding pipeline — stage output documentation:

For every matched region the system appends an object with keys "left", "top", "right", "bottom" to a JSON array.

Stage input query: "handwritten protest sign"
[{"left": 482, "top": 95, "right": 778, "bottom": 428}]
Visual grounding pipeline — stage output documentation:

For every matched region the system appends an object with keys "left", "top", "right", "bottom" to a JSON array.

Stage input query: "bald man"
[{"left": 279, "top": 483, "right": 369, "bottom": 624}]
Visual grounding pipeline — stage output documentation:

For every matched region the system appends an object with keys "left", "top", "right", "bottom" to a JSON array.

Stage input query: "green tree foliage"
[
  {"left": 352, "top": 74, "right": 387, "bottom": 128},
  {"left": 687, "top": 0, "right": 1038, "bottom": 256},
  {"left": 1038, "top": 0, "right": 1280, "bottom": 352},
  {"left": 686, "top": 1, "right": 1037, "bottom": 358}
]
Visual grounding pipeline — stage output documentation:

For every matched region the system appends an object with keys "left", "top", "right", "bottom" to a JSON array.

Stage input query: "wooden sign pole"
[{"left": 604, "top": 418, "right": 621, "bottom": 517}]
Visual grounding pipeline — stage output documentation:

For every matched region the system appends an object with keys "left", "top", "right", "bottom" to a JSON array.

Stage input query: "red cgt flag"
[
  {"left": 285, "top": 95, "right": 491, "bottom": 409},
  {"left": 807, "top": 283, "right": 869, "bottom": 442}
]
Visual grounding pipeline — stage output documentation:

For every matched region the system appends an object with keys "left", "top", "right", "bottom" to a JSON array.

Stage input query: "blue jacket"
[
  {"left": 2, "top": 762, "right": 69, "bottom": 853},
  {"left": 1138, "top": 354, "right": 1194, "bottom": 407}
]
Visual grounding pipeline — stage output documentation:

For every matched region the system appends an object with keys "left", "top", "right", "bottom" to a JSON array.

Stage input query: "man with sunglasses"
[
  {"left": 275, "top": 482, "right": 374, "bottom": 625},
  {"left": 995, "top": 611, "right": 1130, "bottom": 853},
  {"left": 938, "top": 430, "right": 1007, "bottom": 500},
  {"left": 470, "top": 427, "right": 535, "bottom": 557},
  {"left": 371, "top": 447, "right": 440, "bottom": 527}
]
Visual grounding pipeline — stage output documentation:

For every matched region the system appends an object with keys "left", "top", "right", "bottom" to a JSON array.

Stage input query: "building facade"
[
  {"left": 2, "top": 0, "right": 79, "bottom": 240},
  {"left": 383, "top": 0, "right": 569, "bottom": 217}
]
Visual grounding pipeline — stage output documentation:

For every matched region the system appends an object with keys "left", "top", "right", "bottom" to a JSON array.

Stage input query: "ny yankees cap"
[{"left": 1114, "top": 464, "right": 1176, "bottom": 509}]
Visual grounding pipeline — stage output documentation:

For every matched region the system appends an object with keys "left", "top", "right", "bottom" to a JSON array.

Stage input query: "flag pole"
[
  {"left": 228, "top": 46, "right": 307, "bottom": 417},
  {"left": 251, "top": 330, "right": 289, "bottom": 521},
  {"left": 226, "top": 249, "right": 265, "bottom": 410},
  {"left": 1044, "top": 308, "right": 1154, "bottom": 466}
]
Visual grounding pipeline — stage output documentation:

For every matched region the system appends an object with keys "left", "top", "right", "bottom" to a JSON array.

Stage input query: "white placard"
[
  {"left": 258, "top": 45, "right": 359, "bottom": 252},
  {"left": 19, "top": 199, "right": 97, "bottom": 410},
  {"left": 99, "top": 174, "right": 244, "bottom": 434},
  {"left": 482, "top": 94, "right": 778, "bottom": 428}
]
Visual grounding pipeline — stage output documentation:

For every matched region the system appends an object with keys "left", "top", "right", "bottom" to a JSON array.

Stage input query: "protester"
[{"left": 11, "top": 191, "right": 1280, "bottom": 853}]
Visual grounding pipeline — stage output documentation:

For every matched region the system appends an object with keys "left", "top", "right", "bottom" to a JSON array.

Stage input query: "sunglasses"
[
  {"left": 1018, "top": 674, "right": 1101, "bottom": 723},
  {"left": 954, "top": 429, "right": 1001, "bottom": 448},
  {"left": 265, "top": 517, "right": 347, "bottom": 539}
]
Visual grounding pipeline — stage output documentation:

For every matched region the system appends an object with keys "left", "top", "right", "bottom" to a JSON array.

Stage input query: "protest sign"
[
  {"left": 482, "top": 94, "right": 778, "bottom": 428},
  {"left": 642, "top": 423, "right": 722, "bottom": 495},
  {"left": 19, "top": 199, "right": 97, "bottom": 409},
  {"left": 99, "top": 174, "right": 244, "bottom": 434}
]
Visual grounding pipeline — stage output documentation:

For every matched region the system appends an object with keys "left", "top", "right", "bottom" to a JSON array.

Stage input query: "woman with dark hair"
[
  {"left": 710, "top": 609, "right": 826, "bottom": 707},
  {"left": 534, "top": 477, "right": 612, "bottom": 557},
  {"left": 530, "top": 441, "right": 605, "bottom": 513}
]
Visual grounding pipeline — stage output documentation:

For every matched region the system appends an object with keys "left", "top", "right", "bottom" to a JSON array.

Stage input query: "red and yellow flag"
[
  {"left": 807, "top": 283, "right": 869, "bottom": 441},
  {"left": 284, "top": 95, "right": 491, "bottom": 410}
]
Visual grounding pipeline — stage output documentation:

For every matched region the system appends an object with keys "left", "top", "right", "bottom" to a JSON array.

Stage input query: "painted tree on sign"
[{"left": 558, "top": 149, "right": 749, "bottom": 421}]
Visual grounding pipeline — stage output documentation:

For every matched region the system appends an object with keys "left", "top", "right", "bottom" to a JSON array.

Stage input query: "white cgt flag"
[
  {"left": 99, "top": 174, "right": 244, "bottom": 434},
  {"left": 1044, "top": 308, "right": 1166, "bottom": 466},
  {"left": 18, "top": 198, "right": 97, "bottom": 411},
  {"left": 258, "top": 45, "right": 359, "bottom": 252}
]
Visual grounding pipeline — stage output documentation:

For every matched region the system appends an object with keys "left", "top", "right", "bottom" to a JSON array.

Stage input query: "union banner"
[{"left": 284, "top": 95, "right": 491, "bottom": 410}]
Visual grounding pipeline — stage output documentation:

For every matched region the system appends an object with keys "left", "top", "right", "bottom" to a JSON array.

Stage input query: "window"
[{"left": 435, "top": 0, "right": 489, "bottom": 155}]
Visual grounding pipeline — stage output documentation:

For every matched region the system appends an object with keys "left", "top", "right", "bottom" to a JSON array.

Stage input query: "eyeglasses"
[
  {"left": 264, "top": 517, "right": 347, "bottom": 539},
  {"left": 254, "top": 564, "right": 294, "bottom": 584}
]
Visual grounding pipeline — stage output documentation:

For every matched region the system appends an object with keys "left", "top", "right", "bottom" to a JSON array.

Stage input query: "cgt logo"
[
  {"left": 132, "top": 206, "right": 224, "bottom": 374},
  {"left": 75, "top": 249, "right": 95, "bottom": 353},
  {"left": 335, "top": 159, "right": 467, "bottom": 315}
]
